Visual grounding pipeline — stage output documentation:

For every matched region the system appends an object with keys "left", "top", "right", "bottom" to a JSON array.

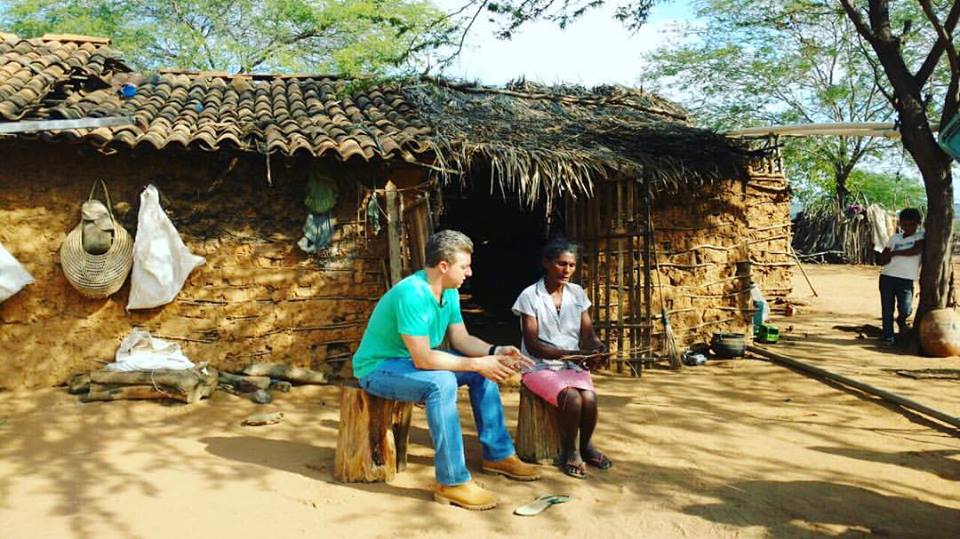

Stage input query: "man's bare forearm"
[
  {"left": 414, "top": 349, "right": 479, "bottom": 371},
  {"left": 451, "top": 333, "right": 492, "bottom": 357}
]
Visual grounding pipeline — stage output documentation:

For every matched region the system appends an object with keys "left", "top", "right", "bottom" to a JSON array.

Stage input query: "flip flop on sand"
[
  {"left": 584, "top": 453, "right": 613, "bottom": 470},
  {"left": 514, "top": 495, "right": 571, "bottom": 517},
  {"left": 561, "top": 462, "right": 587, "bottom": 479}
]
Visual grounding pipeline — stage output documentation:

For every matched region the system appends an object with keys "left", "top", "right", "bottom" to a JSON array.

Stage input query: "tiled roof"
[
  {"left": 0, "top": 34, "right": 432, "bottom": 161},
  {"left": 0, "top": 32, "right": 757, "bottom": 187},
  {"left": 0, "top": 34, "right": 122, "bottom": 121}
]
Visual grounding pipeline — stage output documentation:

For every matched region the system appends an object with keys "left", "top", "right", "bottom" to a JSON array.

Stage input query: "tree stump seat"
[
  {"left": 333, "top": 382, "right": 413, "bottom": 483},
  {"left": 516, "top": 384, "right": 562, "bottom": 464}
]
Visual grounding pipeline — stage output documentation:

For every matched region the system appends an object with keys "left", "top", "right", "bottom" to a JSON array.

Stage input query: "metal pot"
[{"left": 710, "top": 332, "right": 746, "bottom": 358}]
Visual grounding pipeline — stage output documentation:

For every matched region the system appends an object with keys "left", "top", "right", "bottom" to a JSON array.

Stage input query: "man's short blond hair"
[{"left": 425, "top": 229, "right": 473, "bottom": 267}]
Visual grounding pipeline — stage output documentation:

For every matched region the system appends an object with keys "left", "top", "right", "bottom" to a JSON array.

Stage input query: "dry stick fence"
[
  {"left": 566, "top": 166, "right": 792, "bottom": 375},
  {"left": 792, "top": 206, "right": 892, "bottom": 264},
  {"left": 566, "top": 174, "right": 753, "bottom": 376},
  {"left": 567, "top": 174, "right": 650, "bottom": 375}
]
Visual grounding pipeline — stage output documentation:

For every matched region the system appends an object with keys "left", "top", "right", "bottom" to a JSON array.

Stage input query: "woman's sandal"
[
  {"left": 584, "top": 453, "right": 613, "bottom": 470},
  {"left": 561, "top": 461, "right": 587, "bottom": 479}
]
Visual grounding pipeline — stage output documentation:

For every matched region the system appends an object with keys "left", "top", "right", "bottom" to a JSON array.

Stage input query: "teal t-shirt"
[{"left": 352, "top": 270, "right": 463, "bottom": 379}]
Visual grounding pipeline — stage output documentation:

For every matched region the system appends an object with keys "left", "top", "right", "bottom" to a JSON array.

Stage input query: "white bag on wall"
[
  {"left": 0, "top": 242, "right": 34, "bottom": 303},
  {"left": 127, "top": 185, "right": 205, "bottom": 310}
]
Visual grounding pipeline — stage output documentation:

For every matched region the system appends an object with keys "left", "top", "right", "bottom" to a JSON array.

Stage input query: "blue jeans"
[
  {"left": 879, "top": 274, "right": 915, "bottom": 339},
  {"left": 358, "top": 358, "right": 516, "bottom": 486}
]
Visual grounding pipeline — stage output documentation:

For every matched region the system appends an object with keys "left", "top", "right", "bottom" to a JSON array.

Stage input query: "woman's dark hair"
[
  {"left": 899, "top": 208, "right": 922, "bottom": 223},
  {"left": 541, "top": 237, "right": 579, "bottom": 261}
]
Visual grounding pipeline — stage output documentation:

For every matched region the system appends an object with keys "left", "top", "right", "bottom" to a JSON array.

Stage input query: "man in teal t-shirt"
[{"left": 354, "top": 230, "right": 541, "bottom": 510}]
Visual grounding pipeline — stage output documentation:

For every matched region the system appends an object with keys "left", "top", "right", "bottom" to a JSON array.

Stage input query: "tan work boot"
[
  {"left": 482, "top": 454, "right": 542, "bottom": 481},
  {"left": 434, "top": 480, "right": 497, "bottom": 510}
]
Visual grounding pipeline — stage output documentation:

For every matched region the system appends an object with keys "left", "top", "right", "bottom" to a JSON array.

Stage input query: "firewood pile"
[{"left": 68, "top": 363, "right": 328, "bottom": 404}]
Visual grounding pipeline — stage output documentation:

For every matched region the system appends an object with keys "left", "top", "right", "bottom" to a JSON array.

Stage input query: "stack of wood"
[
  {"left": 218, "top": 363, "right": 328, "bottom": 404},
  {"left": 67, "top": 362, "right": 330, "bottom": 405},
  {"left": 70, "top": 366, "right": 219, "bottom": 404}
]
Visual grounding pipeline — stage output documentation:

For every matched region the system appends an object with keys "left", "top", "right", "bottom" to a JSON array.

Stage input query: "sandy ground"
[{"left": 1, "top": 265, "right": 959, "bottom": 538}]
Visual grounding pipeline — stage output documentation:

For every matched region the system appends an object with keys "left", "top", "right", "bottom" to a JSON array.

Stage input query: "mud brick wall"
[
  {"left": 0, "top": 141, "right": 409, "bottom": 389},
  {"left": 650, "top": 171, "right": 793, "bottom": 347}
]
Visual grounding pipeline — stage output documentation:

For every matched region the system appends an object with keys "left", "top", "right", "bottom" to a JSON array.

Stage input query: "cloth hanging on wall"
[
  {"left": 127, "top": 185, "right": 205, "bottom": 310},
  {"left": 305, "top": 173, "right": 339, "bottom": 213},
  {"left": 366, "top": 193, "right": 382, "bottom": 236},
  {"left": 298, "top": 173, "right": 339, "bottom": 253},
  {"left": 297, "top": 213, "right": 335, "bottom": 253},
  {"left": 0, "top": 241, "right": 34, "bottom": 303}
]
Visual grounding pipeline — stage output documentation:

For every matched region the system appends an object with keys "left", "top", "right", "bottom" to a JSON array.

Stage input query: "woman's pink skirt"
[{"left": 522, "top": 369, "right": 595, "bottom": 406}]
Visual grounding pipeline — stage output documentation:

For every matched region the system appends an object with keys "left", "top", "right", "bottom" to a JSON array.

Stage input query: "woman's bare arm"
[
  {"left": 520, "top": 314, "right": 581, "bottom": 359},
  {"left": 579, "top": 310, "right": 605, "bottom": 351}
]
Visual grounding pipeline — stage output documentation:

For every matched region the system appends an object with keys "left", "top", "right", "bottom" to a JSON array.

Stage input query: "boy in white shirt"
[{"left": 878, "top": 208, "right": 924, "bottom": 344}]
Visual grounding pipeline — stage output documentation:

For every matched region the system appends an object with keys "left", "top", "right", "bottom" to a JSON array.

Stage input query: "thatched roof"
[
  {"left": 0, "top": 32, "right": 761, "bottom": 204},
  {"left": 405, "top": 79, "right": 760, "bottom": 206}
]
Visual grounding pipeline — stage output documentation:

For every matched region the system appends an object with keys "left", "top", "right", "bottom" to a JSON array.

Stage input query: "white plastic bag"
[
  {"left": 0, "top": 241, "right": 34, "bottom": 303},
  {"left": 127, "top": 185, "right": 205, "bottom": 310},
  {"left": 750, "top": 283, "right": 769, "bottom": 323},
  {"left": 105, "top": 328, "right": 195, "bottom": 371}
]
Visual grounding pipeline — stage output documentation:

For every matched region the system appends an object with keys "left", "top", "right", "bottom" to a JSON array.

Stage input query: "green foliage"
[
  {"left": 483, "top": 1, "right": 659, "bottom": 39},
  {"left": 787, "top": 141, "right": 926, "bottom": 211},
  {"left": 640, "top": 0, "right": 901, "bottom": 208},
  {"left": 1, "top": 0, "right": 456, "bottom": 75},
  {"left": 846, "top": 169, "right": 926, "bottom": 210}
]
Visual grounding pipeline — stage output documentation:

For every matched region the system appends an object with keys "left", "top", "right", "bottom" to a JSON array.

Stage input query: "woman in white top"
[{"left": 512, "top": 239, "right": 612, "bottom": 478}]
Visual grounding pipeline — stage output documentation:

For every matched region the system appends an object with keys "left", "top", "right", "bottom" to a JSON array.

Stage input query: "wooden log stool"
[
  {"left": 333, "top": 382, "right": 413, "bottom": 483},
  {"left": 515, "top": 385, "right": 562, "bottom": 463}
]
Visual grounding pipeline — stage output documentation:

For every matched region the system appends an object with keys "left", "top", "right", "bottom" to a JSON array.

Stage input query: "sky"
[{"left": 433, "top": 1, "right": 695, "bottom": 87}]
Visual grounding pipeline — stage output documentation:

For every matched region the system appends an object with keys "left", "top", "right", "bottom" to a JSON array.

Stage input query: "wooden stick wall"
[{"left": 566, "top": 166, "right": 793, "bottom": 374}]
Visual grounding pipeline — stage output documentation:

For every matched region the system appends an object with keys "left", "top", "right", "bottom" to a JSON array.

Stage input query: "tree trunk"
[
  {"left": 333, "top": 385, "right": 413, "bottom": 483},
  {"left": 857, "top": 14, "right": 956, "bottom": 329},
  {"left": 914, "top": 160, "right": 954, "bottom": 322},
  {"left": 515, "top": 385, "right": 562, "bottom": 463},
  {"left": 834, "top": 155, "right": 853, "bottom": 212},
  {"left": 887, "top": 79, "right": 955, "bottom": 323}
]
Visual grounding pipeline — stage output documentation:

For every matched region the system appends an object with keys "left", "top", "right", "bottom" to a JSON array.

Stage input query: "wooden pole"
[
  {"left": 748, "top": 345, "right": 960, "bottom": 430},
  {"left": 604, "top": 181, "right": 614, "bottom": 367},
  {"left": 788, "top": 244, "right": 819, "bottom": 297},
  {"left": 385, "top": 181, "right": 403, "bottom": 286},
  {"left": 616, "top": 179, "right": 625, "bottom": 365},
  {"left": 640, "top": 175, "right": 653, "bottom": 375},
  {"left": 626, "top": 181, "right": 637, "bottom": 371}
]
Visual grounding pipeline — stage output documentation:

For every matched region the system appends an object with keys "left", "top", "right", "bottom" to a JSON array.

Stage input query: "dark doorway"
[{"left": 437, "top": 175, "right": 560, "bottom": 346}]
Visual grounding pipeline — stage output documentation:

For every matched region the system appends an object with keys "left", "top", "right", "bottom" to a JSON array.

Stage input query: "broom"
[{"left": 650, "top": 218, "right": 682, "bottom": 369}]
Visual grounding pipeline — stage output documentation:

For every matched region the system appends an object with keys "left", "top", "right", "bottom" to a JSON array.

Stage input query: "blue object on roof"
[{"left": 120, "top": 83, "right": 137, "bottom": 99}]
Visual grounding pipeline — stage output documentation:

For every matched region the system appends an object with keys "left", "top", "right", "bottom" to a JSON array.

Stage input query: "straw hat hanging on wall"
[{"left": 60, "top": 179, "right": 133, "bottom": 298}]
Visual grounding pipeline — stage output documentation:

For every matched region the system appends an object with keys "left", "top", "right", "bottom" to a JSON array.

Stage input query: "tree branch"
[
  {"left": 917, "top": 0, "right": 960, "bottom": 84},
  {"left": 839, "top": 0, "right": 878, "bottom": 45},
  {"left": 437, "top": 0, "right": 489, "bottom": 68},
  {"left": 854, "top": 30, "right": 895, "bottom": 105},
  {"left": 245, "top": 31, "right": 321, "bottom": 73},
  {"left": 914, "top": 0, "right": 960, "bottom": 86}
]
